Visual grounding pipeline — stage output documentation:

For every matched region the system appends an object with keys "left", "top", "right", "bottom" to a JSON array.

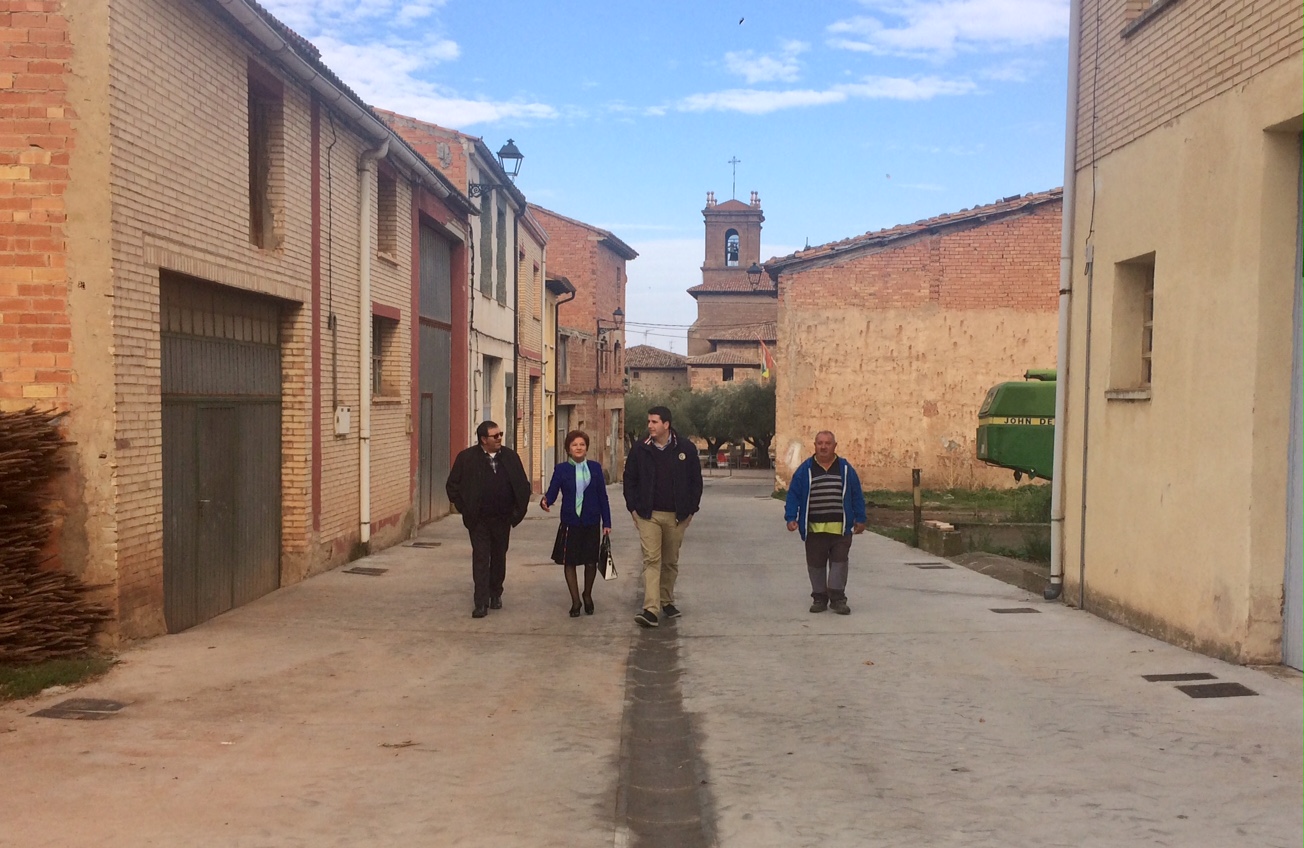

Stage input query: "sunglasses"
[{"left": 485, "top": 433, "right": 503, "bottom": 439}]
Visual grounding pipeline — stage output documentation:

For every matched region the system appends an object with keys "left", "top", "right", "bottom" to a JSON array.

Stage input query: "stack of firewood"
[{"left": 0, "top": 408, "right": 110, "bottom": 664}]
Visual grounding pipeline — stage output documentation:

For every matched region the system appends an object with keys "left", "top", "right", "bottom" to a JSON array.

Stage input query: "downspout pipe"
[
  {"left": 1047, "top": 0, "right": 1084, "bottom": 601},
  {"left": 357, "top": 138, "right": 389, "bottom": 547}
]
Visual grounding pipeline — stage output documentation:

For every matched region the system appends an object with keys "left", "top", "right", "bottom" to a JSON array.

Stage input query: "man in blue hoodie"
[{"left": 784, "top": 430, "right": 868, "bottom": 614}]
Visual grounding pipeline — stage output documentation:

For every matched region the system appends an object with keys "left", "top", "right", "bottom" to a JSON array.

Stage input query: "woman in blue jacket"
[{"left": 541, "top": 430, "right": 613, "bottom": 617}]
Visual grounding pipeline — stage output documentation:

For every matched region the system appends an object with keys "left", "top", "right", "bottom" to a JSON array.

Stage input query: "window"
[
  {"left": 558, "top": 335, "right": 569, "bottom": 384},
  {"left": 478, "top": 186, "right": 493, "bottom": 296},
  {"left": 725, "top": 229, "right": 740, "bottom": 267},
  {"left": 377, "top": 168, "right": 397, "bottom": 257},
  {"left": 1108, "top": 253, "right": 1156, "bottom": 395},
  {"left": 496, "top": 205, "right": 508, "bottom": 304},
  {"left": 722, "top": 366, "right": 735, "bottom": 381},
  {"left": 504, "top": 373, "right": 515, "bottom": 448},
  {"left": 371, "top": 315, "right": 399, "bottom": 397},
  {"left": 247, "top": 64, "right": 284, "bottom": 249},
  {"left": 481, "top": 356, "right": 500, "bottom": 423},
  {"left": 632, "top": 370, "right": 641, "bottom": 379}
]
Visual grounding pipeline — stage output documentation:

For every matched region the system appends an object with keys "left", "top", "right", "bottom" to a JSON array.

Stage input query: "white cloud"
[
  {"left": 676, "top": 88, "right": 846, "bottom": 115},
  {"left": 980, "top": 59, "right": 1043, "bottom": 82},
  {"left": 311, "top": 37, "right": 554, "bottom": 126},
  {"left": 723, "top": 40, "right": 809, "bottom": 85},
  {"left": 668, "top": 74, "right": 974, "bottom": 115},
  {"left": 828, "top": 0, "right": 1068, "bottom": 59},
  {"left": 259, "top": 1, "right": 554, "bottom": 128}
]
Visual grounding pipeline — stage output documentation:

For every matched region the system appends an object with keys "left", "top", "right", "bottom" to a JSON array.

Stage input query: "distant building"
[
  {"left": 528, "top": 205, "right": 637, "bottom": 479},
  {"left": 686, "top": 191, "right": 776, "bottom": 388},
  {"left": 625, "top": 345, "right": 689, "bottom": 396},
  {"left": 768, "top": 190, "right": 1063, "bottom": 491}
]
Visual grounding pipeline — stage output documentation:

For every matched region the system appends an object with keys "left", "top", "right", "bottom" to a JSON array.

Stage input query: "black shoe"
[
  {"left": 662, "top": 603, "right": 681, "bottom": 619},
  {"left": 830, "top": 599, "right": 851, "bottom": 615},
  {"left": 472, "top": 606, "right": 488, "bottom": 618},
  {"left": 582, "top": 594, "right": 594, "bottom": 615},
  {"left": 569, "top": 602, "right": 582, "bottom": 618},
  {"left": 489, "top": 596, "right": 502, "bottom": 610},
  {"left": 809, "top": 599, "right": 828, "bottom": 613},
  {"left": 634, "top": 609, "right": 659, "bottom": 628}
]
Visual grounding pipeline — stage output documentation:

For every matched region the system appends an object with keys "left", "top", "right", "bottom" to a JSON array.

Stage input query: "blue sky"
[{"left": 260, "top": 0, "right": 1071, "bottom": 352}]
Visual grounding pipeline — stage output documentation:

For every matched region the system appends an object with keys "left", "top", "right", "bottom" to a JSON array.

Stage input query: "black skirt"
[{"left": 551, "top": 522, "right": 602, "bottom": 567}]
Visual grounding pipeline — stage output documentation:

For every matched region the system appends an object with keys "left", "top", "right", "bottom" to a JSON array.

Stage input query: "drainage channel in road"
[{"left": 617, "top": 625, "right": 716, "bottom": 848}]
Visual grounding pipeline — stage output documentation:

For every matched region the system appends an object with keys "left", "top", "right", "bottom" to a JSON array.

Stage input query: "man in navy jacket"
[
  {"left": 623, "top": 406, "right": 702, "bottom": 628},
  {"left": 784, "top": 430, "right": 867, "bottom": 614}
]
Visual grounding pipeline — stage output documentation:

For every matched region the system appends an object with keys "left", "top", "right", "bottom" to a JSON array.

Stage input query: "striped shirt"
[{"left": 807, "top": 461, "right": 845, "bottom": 532}]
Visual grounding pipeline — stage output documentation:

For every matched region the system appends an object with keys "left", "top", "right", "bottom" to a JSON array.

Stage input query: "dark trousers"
[
  {"left": 469, "top": 516, "right": 512, "bottom": 607},
  {"left": 805, "top": 532, "right": 853, "bottom": 602}
]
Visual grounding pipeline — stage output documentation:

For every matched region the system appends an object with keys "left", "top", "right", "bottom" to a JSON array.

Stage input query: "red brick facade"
[
  {"left": 0, "top": 0, "right": 74, "bottom": 411},
  {"left": 529, "top": 204, "right": 634, "bottom": 478}
]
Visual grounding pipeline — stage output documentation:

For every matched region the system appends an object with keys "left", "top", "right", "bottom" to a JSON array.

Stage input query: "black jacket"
[
  {"left": 623, "top": 430, "right": 703, "bottom": 522},
  {"left": 445, "top": 444, "right": 532, "bottom": 529}
]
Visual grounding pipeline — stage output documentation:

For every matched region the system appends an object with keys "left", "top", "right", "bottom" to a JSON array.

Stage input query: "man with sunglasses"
[{"left": 446, "top": 421, "right": 532, "bottom": 618}]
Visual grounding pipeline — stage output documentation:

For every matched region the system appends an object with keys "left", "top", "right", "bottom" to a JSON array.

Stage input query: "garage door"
[{"left": 161, "top": 275, "right": 282, "bottom": 633}]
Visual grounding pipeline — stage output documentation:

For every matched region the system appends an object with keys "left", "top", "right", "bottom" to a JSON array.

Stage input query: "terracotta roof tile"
[
  {"left": 687, "top": 278, "right": 777, "bottom": 295},
  {"left": 625, "top": 345, "right": 687, "bottom": 368},
  {"left": 686, "top": 351, "right": 763, "bottom": 367}
]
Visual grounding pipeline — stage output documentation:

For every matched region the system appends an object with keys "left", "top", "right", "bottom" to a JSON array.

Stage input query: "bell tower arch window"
[{"left": 725, "top": 229, "right": 740, "bottom": 267}]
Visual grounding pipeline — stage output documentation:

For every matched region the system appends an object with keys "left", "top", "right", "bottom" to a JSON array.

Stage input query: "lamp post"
[
  {"left": 467, "top": 139, "right": 524, "bottom": 198},
  {"left": 746, "top": 262, "right": 764, "bottom": 290}
]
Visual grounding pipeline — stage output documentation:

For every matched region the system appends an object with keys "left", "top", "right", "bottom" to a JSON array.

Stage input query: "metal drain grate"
[
  {"left": 408, "top": 541, "right": 441, "bottom": 548},
  {"left": 916, "top": 564, "right": 952, "bottom": 570},
  {"left": 343, "top": 566, "right": 388, "bottom": 576},
  {"left": 31, "top": 698, "right": 126, "bottom": 721},
  {"left": 990, "top": 607, "right": 1040, "bottom": 614},
  {"left": 1142, "top": 672, "right": 1218, "bottom": 682},
  {"left": 1176, "top": 682, "right": 1258, "bottom": 699}
]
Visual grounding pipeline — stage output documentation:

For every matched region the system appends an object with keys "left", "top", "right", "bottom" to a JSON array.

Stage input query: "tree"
[
  {"left": 679, "top": 387, "right": 731, "bottom": 460},
  {"left": 722, "top": 380, "right": 776, "bottom": 468}
]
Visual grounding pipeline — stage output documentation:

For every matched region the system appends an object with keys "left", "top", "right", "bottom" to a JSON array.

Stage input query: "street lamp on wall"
[
  {"left": 746, "top": 262, "right": 764, "bottom": 289},
  {"left": 467, "top": 139, "right": 524, "bottom": 198}
]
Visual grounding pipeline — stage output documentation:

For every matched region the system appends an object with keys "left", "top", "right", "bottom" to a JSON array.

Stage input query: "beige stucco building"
[
  {"left": 769, "top": 191, "right": 1063, "bottom": 491},
  {"left": 1055, "top": 0, "right": 1302, "bottom": 666}
]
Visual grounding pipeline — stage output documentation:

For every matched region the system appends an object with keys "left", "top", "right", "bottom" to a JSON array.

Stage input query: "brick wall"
[
  {"left": 688, "top": 294, "right": 777, "bottom": 356},
  {"left": 0, "top": 0, "right": 74, "bottom": 412},
  {"left": 100, "top": 0, "right": 418, "bottom": 633},
  {"left": 629, "top": 368, "right": 689, "bottom": 397},
  {"left": 530, "top": 205, "right": 629, "bottom": 478},
  {"left": 1074, "top": 0, "right": 1301, "bottom": 169},
  {"left": 775, "top": 201, "right": 1061, "bottom": 491}
]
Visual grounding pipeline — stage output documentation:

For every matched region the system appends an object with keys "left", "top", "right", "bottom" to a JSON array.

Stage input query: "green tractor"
[{"left": 976, "top": 370, "right": 1055, "bottom": 481}]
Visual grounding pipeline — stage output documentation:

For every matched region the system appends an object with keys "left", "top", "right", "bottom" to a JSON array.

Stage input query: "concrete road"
[{"left": 1, "top": 476, "right": 1299, "bottom": 847}]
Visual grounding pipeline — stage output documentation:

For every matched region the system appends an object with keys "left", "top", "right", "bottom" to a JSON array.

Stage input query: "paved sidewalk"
[{"left": 1, "top": 476, "right": 1299, "bottom": 847}]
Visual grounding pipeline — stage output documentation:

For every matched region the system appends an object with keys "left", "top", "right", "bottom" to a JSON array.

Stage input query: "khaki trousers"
[{"left": 635, "top": 511, "right": 687, "bottom": 614}]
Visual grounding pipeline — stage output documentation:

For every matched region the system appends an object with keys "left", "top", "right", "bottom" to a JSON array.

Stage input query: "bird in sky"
[{"left": 739, "top": 17, "right": 744, "bottom": 24}]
